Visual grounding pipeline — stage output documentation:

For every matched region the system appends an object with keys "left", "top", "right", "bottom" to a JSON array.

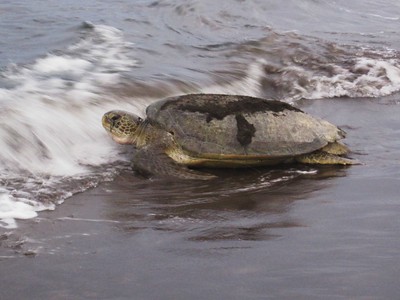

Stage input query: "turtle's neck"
[{"left": 132, "top": 120, "right": 170, "bottom": 148}]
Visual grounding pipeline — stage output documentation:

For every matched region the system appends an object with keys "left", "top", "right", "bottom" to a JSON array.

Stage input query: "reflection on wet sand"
[{"left": 105, "top": 165, "right": 348, "bottom": 242}]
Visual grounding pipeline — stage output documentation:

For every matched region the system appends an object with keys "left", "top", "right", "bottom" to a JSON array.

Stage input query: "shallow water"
[
  {"left": 2, "top": 1, "right": 400, "bottom": 227},
  {"left": 1, "top": 0, "right": 400, "bottom": 299},
  {"left": 1, "top": 99, "right": 400, "bottom": 299}
]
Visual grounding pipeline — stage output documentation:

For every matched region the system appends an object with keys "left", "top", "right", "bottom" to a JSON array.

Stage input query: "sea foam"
[
  {"left": 0, "top": 191, "right": 49, "bottom": 229},
  {"left": 0, "top": 23, "right": 140, "bottom": 228}
]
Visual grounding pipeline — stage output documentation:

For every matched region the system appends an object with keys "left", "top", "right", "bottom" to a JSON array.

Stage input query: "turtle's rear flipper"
[
  {"left": 296, "top": 152, "right": 361, "bottom": 165},
  {"left": 133, "top": 146, "right": 216, "bottom": 180}
]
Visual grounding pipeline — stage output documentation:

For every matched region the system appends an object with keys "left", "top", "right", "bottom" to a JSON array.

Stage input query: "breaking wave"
[
  {"left": 1, "top": 20, "right": 400, "bottom": 228},
  {"left": 0, "top": 23, "right": 141, "bottom": 228}
]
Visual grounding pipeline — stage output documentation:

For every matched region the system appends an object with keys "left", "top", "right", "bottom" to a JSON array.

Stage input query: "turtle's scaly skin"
[{"left": 102, "top": 94, "right": 358, "bottom": 179}]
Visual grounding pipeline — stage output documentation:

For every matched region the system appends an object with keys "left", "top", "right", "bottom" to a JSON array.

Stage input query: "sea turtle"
[{"left": 102, "top": 94, "right": 358, "bottom": 180}]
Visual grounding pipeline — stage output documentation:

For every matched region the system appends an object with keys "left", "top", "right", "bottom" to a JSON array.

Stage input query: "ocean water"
[
  {"left": 0, "top": 1, "right": 399, "bottom": 228},
  {"left": 1, "top": 0, "right": 400, "bottom": 229},
  {"left": 2, "top": 1, "right": 400, "bottom": 299}
]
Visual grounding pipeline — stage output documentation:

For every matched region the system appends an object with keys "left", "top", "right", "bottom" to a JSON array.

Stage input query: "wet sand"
[{"left": 1, "top": 98, "right": 400, "bottom": 300}]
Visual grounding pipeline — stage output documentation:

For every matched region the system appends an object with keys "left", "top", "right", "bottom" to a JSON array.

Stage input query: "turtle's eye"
[
  {"left": 109, "top": 115, "right": 121, "bottom": 131},
  {"left": 110, "top": 115, "right": 121, "bottom": 126},
  {"left": 110, "top": 115, "right": 121, "bottom": 122}
]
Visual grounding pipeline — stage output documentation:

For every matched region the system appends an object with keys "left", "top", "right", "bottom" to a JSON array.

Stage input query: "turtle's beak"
[
  {"left": 109, "top": 118, "right": 115, "bottom": 132},
  {"left": 101, "top": 114, "right": 112, "bottom": 131}
]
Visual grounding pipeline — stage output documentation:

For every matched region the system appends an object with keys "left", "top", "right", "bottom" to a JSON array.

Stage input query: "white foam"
[
  {"left": 311, "top": 57, "right": 400, "bottom": 99},
  {"left": 0, "top": 192, "right": 42, "bottom": 229},
  {"left": 34, "top": 56, "right": 92, "bottom": 75},
  {"left": 200, "top": 54, "right": 400, "bottom": 102},
  {"left": 0, "top": 23, "right": 142, "bottom": 228},
  {"left": 240, "top": 56, "right": 400, "bottom": 101}
]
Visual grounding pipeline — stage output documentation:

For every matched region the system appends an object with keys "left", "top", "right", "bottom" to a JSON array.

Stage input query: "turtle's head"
[{"left": 102, "top": 110, "right": 144, "bottom": 145}]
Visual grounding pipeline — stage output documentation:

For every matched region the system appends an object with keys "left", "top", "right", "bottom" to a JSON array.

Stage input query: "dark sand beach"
[{"left": 1, "top": 98, "right": 400, "bottom": 299}]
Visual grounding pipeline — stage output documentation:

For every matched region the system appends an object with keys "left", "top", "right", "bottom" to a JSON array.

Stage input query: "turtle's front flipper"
[
  {"left": 321, "top": 141, "right": 350, "bottom": 155},
  {"left": 133, "top": 145, "right": 216, "bottom": 180},
  {"left": 296, "top": 152, "right": 361, "bottom": 165}
]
